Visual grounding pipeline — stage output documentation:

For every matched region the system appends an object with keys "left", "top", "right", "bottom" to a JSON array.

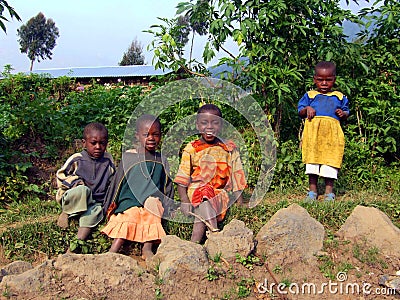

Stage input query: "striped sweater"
[{"left": 56, "top": 150, "right": 115, "bottom": 204}]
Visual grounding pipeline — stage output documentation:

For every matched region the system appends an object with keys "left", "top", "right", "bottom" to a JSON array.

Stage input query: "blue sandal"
[
  {"left": 324, "top": 193, "right": 335, "bottom": 202},
  {"left": 304, "top": 191, "right": 317, "bottom": 202}
]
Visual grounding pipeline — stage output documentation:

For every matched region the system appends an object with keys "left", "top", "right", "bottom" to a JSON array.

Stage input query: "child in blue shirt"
[{"left": 298, "top": 61, "right": 349, "bottom": 202}]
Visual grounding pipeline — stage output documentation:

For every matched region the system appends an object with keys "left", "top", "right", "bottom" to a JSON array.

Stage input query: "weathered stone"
[
  {"left": 0, "top": 253, "right": 159, "bottom": 299},
  {"left": 336, "top": 205, "right": 400, "bottom": 257},
  {"left": 204, "top": 219, "right": 255, "bottom": 259},
  {"left": 2, "top": 261, "right": 33, "bottom": 276},
  {"left": 148, "top": 235, "right": 209, "bottom": 281},
  {"left": 3, "top": 203, "right": 400, "bottom": 299},
  {"left": 0, "top": 261, "right": 33, "bottom": 283},
  {"left": 379, "top": 274, "right": 400, "bottom": 293},
  {"left": 54, "top": 252, "right": 147, "bottom": 288},
  {"left": 255, "top": 203, "right": 325, "bottom": 265},
  {"left": 0, "top": 260, "right": 52, "bottom": 293}
]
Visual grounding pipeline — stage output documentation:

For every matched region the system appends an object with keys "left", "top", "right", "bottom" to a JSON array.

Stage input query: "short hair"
[
  {"left": 197, "top": 103, "right": 222, "bottom": 118},
  {"left": 136, "top": 114, "right": 161, "bottom": 132},
  {"left": 83, "top": 122, "right": 108, "bottom": 140},
  {"left": 315, "top": 61, "right": 336, "bottom": 76}
]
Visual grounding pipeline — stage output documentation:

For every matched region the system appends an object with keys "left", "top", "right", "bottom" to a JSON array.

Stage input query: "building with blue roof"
[{"left": 27, "top": 65, "right": 172, "bottom": 85}]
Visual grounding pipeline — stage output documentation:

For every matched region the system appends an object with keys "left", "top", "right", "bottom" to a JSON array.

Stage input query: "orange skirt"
[{"left": 101, "top": 196, "right": 166, "bottom": 243}]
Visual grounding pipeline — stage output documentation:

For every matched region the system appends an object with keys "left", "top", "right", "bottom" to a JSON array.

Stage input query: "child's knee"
[{"left": 63, "top": 185, "right": 91, "bottom": 199}]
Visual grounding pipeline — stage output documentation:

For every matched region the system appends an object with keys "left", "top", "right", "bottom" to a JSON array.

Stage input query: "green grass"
[
  {"left": 0, "top": 197, "right": 59, "bottom": 224},
  {"left": 0, "top": 187, "right": 399, "bottom": 263}
]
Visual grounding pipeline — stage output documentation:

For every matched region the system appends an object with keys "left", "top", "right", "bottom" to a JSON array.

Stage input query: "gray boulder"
[
  {"left": 148, "top": 235, "right": 209, "bottom": 281},
  {"left": 204, "top": 219, "right": 255, "bottom": 260},
  {"left": 256, "top": 203, "right": 325, "bottom": 265},
  {"left": 336, "top": 205, "right": 400, "bottom": 256},
  {"left": 0, "top": 260, "right": 52, "bottom": 293},
  {"left": 0, "top": 260, "right": 33, "bottom": 283}
]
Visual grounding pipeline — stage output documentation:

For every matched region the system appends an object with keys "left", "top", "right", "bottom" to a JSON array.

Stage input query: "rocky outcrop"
[
  {"left": 0, "top": 253, "right": 155, "bottom": 299},
  {"left": 255, "top": 203, "right": 325, "bottom": 265},
  {"left": 336, "top": 205, "right": 400, "bottom": 256},
  {"left": 0, "top": 260, "right": 33, "bottom": 283},
  {"left": 204, "top": 219, "right": 255, "bottom": 259},
  {"left": 1, "top": 205, "right": 400, "bottom": 299},
  {"left": 147, "top": 235, "right": 209, "bottom": 282}
]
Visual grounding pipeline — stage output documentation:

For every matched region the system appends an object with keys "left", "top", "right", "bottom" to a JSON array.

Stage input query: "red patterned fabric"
[{"left": 191, "top": 184, "right": 216, "bottom": 207}]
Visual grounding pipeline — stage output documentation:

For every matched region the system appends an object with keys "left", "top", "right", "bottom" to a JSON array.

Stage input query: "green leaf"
[{"left": 15, "top": 242, "right": 25, "bottom": 249}]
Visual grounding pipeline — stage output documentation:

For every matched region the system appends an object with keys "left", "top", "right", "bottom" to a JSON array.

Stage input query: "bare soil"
[{"left": 0, "top": 222, "right": 399, "bottom": 300}]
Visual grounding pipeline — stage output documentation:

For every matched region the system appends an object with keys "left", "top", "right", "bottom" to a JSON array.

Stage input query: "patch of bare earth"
[{"left": 0, "top": 240, "right": 399, "bottom": 299}]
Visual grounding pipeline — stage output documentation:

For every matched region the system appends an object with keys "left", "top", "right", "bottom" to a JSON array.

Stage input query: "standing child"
[
  {"left": 298, "top": 61, "right": 349, "bottom": 202},
  {"left": 56, "top": 122, "right": 115, "bottom": 241},
  {"left": 174, "top": 104, "right": 247, "bottom": 243},
  {"left": 101, "top": 114, "right": 174, "bottom": 260}
]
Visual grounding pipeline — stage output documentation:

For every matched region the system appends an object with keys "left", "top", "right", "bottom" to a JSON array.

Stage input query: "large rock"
[
  {"left": 54, "top": 252, "right": 147, "bottom": 287},
  {"left": 204, "top": 219, "right": 255, "bottom": 259},
  {"left": 0, "top": 253, "right": 152, "bottom": 298},
  {"left": 256, "top": 204, "right": 325, "bottom": 265},
  {"left": 148, "top": 235, "right": 209, "bottom": 281},
  {"left": 0, "top": 260, "right": 52, "bottom": 293},
  {"left": 336, "top": 205, "right": 400, "bottom": 256},
  {"left": 0, "top": 261, "right": 33, "bottom": 283}
]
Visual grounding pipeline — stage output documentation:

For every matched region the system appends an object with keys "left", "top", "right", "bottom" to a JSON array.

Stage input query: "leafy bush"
[
  {"left": 270, "top": 140, "right": 305, "bottom": 191},
  {"left": 0, "top": 73, "right": 146, "bottom": 205}
]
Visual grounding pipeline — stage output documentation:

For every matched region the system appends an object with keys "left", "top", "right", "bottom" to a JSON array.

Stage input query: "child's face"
[
  {"left": 135, "top": 121, "right": 161, "bottom": 153},
  {"left": 313, "top": 68, "right": 336, "bottom": 94},
  {"left": 82, "top": 130, "right": 108, "bottom": 158},
  {"left": 196, "top": 111, "right": 222, "bottom": 144}
]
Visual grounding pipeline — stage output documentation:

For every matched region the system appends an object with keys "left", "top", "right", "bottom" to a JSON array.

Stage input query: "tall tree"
[
  {"left": 17, "top": 12, "right": 59, "bottom": 71},
  {"left": 148, "top": 0, "right": 360, "bottom": 138},
  {"left": 119, "top": 38, "right": 145, "bottom": 66},
  {"left": 0, "top": 0, "right": 21, "bottom": 33}
]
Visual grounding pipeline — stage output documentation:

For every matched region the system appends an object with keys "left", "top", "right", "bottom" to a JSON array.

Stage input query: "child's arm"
[
  {"left": 335, "top": 109, "right": 349, "bottom": 120},
  {"left": 299, "top": 106, "right": 316, "bottom": 121},
  {"left": 56, "top": 154, "right": 85, "bottom": 189},
  {"left": 55, "top": 154, "right": 84, "bottom": 203},
  {"left": 177, "top": 184, "right": 192, "bottom": 216},
  {"left": 335, "top": 93, "right": 350, "bottom": 121},
  {"left": 298, "top": 93, "right": 315, "bottom": 121}
]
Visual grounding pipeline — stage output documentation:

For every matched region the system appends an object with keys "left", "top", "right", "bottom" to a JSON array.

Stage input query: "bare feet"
[
  {"left": 77, "top": 227, "right": 92, "bottom": 240},
  {"left": 57, "top": 212, "right": 69, "bottom": 229},
  {"left": 109, "top": 238, "right": 125, "bottom": 253},
  {"left": 141, "top": 242, "right": 154, "bottom": 260}
]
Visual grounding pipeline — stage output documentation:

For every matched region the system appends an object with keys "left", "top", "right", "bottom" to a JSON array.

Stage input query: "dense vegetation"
[{"left": 0, "top": 0, "right": 399, "bottom": 261}]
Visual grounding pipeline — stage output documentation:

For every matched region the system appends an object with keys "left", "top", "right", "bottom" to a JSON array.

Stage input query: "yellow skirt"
[
  {"left": 301, "top": 116, "right": 345, "bottom": 168},
  {"left": 101, "top": 196, "right": 166, "bottom": 243}
]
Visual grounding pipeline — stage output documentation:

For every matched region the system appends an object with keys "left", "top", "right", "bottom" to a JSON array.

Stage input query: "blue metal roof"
[{"left": 29, "top": 65, "right": 172, "bottom": 78}]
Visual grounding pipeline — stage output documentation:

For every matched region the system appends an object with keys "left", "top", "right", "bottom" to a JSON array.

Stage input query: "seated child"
[
  {"left": 56, "top": 122, "right": 115, "bottom": 241},
  {"left": 101, "top": 114, "right": 174, "bottom": 260},
  {"left": 174, "top": 104, "right": 247, "bottom": 243}
]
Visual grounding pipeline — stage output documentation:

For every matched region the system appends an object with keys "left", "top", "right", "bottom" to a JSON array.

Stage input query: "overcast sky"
[{"left": 1, "top": 0, "right": 372, "bottom": 73}]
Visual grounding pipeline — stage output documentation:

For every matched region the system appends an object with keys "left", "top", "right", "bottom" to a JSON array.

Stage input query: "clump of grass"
[
  {"left": 352, "top": 242, "right": 387, "bottom": 269},
  {"left": 0, "top": 197, "right": 59, "bottom": 224}
]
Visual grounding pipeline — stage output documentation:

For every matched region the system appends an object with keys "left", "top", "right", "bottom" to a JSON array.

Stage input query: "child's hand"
[
  {"left": 335, "top": 109, "right": 348, "bottom": 119},
  {"left": 306, "top": 106, "right": 316, "bottom": 120}
]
